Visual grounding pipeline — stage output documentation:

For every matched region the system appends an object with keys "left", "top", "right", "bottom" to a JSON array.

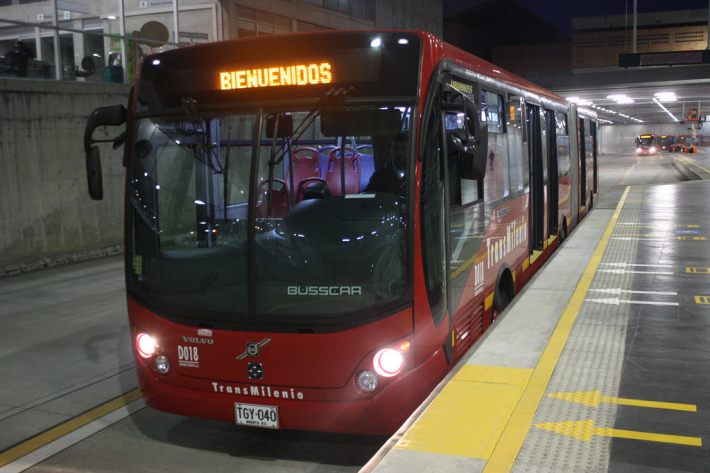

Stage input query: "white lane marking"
[
  {"left": 585, "top": 297, "right": 679, "bottom": 307},
  {"left": 620, "top": 164, "right": 635, "bottom": 183},
  {"left": 588, "top": 288, "right": 678, "bottom": 296},
  {"left": 600, "top": 263, "right": 674, "bottom": 268},
  {"left": 598, "top": 269, "right": 673, "bottom": 275},
  {"left": 0, "top": 399, "right": 145, "bottom": 473}
]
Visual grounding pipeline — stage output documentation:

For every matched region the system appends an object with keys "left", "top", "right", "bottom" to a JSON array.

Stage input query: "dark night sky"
[{"left": 444, "top": 0, "right": 710, "bottom": 36}]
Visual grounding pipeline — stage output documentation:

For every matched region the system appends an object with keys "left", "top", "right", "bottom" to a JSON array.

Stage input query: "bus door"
[
  {"left": 526, "top": 103, "right": 545, "bottom": 251},
  {"left": 546, "top": 109, "right": 559, "bottom": 235},
  {"left": 578, "top": 118, "right": 587, "bottom": 208}
]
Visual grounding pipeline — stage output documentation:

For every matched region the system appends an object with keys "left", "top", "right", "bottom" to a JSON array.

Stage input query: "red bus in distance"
[{"left": 83, "top": 30, "right": 598, "bottom": 434}]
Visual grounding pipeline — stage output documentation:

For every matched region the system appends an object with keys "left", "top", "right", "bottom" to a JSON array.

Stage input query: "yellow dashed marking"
[
  {"left": 547, "top": 390, "right": 696, "bottom": 412},
  {"left": 695, "top": 295, "right": 710, "bottom": 305},
  {"left": 686, "top": 267, "right": 710, "bottom": 274},
  {"left": 395, "top": 365, "right": 533, "bottom": 459},
  {"left": 677, "top": 236, "right": 707, "bottom": 241},
  {"left": 535, "top": 419, "right": 702, "bottom": 447}
]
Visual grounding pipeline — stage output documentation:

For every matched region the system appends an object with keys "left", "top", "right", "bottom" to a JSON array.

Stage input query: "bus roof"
[{"left": 138, "top": 29, "right": 573, "bottom": 116}]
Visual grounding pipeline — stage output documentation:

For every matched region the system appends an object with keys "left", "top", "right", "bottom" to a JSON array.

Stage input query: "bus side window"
[
  {"left": 506, "top": 95, "right": 528, "bottom": 192},
  {"left": 420, "top": 97, "right": 447, "bottom": 325},
  {"left": 482, "top": 90, "right": 509, "bottom": 202}
]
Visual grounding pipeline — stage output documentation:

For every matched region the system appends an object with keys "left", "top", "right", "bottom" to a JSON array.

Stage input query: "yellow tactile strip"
[
  {"left": 395, "top": 365, "right": 533, "bottom": 459},
  {"left": 392, "top": 187, "right": 631, "bottom": 472}
]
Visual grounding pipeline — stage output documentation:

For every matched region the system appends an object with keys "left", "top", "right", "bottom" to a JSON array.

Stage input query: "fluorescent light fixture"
[
  {"left": 607, "top": 94, "right": 634, "bottom": 104},
  {"left": 370, "top": 37, "right": 382, "bottom": 48},
  {"left": 397, "top": 38, "right": 409, "bottom": 45},
  {"left": 152, "top": 59, "right": 160, "bottom": 66},
  {"left": 652, "top": 98, "right": 679, "bottom": 122},
  {"left": 567, "top": 96, "right": 592, "bottom": 106},
  {"left": 654, "top": 91, "right": 677, "bottom": 102},
  {"left": 107, "top": 15, "right": 117, "bottom": 20}
]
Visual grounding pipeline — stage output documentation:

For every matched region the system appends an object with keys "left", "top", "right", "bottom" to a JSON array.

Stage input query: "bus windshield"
[
  {"left": 127, "top": 104, "right": 412, "bottom": 328},
  {"left": 637, "top": 136, "right": 654, "bottom": 147}
]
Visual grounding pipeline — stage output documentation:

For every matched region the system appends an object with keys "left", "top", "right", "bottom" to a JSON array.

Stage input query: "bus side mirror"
[
  {"left": 84, "top": 105, "right": 126, "bottom": 200},
  {"left": 86, "top": 146, "right": 103, "bottom": 200}
]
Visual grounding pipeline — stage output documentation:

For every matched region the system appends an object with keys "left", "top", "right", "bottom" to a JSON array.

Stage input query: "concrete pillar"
[
  {"left": 34, "top": 26, "right": 43, "bottom": 61},
  {"left": 73, "top": 19, "right": 85, "bottom": 81}
]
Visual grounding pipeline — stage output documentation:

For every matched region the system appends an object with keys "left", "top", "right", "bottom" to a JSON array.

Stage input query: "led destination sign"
[
  {"left": 219, "top": 62, "right": 332, "bottom": 90},
  {"left": 139, "top": 32, "right": 421, "bottom": 113}
]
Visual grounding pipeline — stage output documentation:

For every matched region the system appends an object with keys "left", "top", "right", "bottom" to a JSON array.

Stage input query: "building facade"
[{"left": 0, "top": 0, "right": 442, "bottom": 81}]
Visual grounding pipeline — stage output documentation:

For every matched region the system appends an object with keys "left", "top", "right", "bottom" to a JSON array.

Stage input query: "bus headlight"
[
  {"left": 136, "top": 332, "right": 157, "bottom": 358},
  {"left": 650, "top": 146, "right": 657, "bottom": 153},
  {"left": 357, "top": 370, "right": 378, "bottom": 392},
  {"left": 373, "top": 348, "right": 404, "bottom": 377},
  {"left": 155, "top": 355, "right": 170, "bottom": 374}
]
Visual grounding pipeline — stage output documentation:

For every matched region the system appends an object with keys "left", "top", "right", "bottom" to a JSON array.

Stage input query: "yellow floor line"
[
  {"left": 0, "top": 389, "right": 143, "bottom": 467},
  {"left": 483, "top": 186, "right": 630, "bottom": 473}
]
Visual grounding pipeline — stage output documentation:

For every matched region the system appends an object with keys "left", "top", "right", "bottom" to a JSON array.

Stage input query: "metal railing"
[{"left": 1, "top": 12, "right": 181, "bottom": 84}]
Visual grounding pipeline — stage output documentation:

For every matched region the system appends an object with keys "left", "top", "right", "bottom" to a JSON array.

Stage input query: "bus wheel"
[
  {"left": 559, "top": 218, "right": 568, "bottom": 242},
  {"left": 491, "top": 271, "right": 514, "bottom": 323}
]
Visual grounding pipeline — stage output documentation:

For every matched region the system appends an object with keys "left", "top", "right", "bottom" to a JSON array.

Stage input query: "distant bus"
[
  {"left": 657, "top": 135, "right": 674, "bottom": 151},
  {"left": 83, "top": 30, "right": 598, "bottom": 434},
  {"left": 635, "top": 134, "right": 657, "bottom": 155}
]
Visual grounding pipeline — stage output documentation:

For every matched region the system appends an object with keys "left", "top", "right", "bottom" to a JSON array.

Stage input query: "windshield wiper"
[{"left": 181, "top": 97, "right": 224, "bottom": 174}]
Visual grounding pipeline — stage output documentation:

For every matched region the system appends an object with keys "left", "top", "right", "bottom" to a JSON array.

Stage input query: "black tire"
[
  {"left": 491, "top": 277, "right": 513, "bottom": 323},
  {"left": 559, "top": 218, "right": 568, "bottom": 242}
]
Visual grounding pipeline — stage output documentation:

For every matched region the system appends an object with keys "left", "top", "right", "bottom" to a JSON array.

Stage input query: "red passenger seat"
[
  {"left": 255, "top": 179, "right": 289, "bottom": 217},
  {"left": 287, "top": 147, "right": 321, "bottom": 191},
  {"left": 326, "top": 148, "right": 361, "bottom": 196}
]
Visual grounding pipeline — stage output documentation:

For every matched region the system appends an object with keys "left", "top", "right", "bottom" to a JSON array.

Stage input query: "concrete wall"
[
  {"left": 599, "top": 123, "right": 704, "bottom": 154},
  {"left": 0, "top": 78, "right": 130, "bottom": 276}
]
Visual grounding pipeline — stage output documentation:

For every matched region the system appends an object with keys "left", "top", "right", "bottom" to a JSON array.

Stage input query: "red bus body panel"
[{"left": 125, "top": 30, "right": 594, "bottom": 434}]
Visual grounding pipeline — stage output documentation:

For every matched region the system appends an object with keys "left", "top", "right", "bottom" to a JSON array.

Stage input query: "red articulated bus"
[{"left": 83, "top": 30, "right": 598, "bottom": 434}]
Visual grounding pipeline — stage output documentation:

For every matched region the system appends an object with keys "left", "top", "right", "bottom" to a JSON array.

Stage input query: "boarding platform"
[{"left": 367, "top": 178, "right": 710, "bottom": 473}]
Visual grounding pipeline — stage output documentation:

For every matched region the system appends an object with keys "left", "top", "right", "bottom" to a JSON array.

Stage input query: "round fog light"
[
  {"left": 357, "top": 370, "right": 378, "bottom": 393},
  {"left": 155, "top": 355, "right": 170, "bottom": 374}
]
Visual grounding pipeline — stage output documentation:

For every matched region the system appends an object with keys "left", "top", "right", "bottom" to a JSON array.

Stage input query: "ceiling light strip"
[{"left": 653, "top": 98, "right": 679, "bottom": 122}]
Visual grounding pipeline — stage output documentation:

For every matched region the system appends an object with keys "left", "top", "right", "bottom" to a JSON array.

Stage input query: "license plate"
[{"left": 234, "top": 403, "right": 279, "bottom": 429}]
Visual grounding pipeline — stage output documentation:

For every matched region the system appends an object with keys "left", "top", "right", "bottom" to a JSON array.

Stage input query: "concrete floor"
[{"left": 0, "top": 151, "right": 691, "bottom": 472}]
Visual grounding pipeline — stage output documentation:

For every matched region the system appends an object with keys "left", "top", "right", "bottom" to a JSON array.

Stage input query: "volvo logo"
[
  {"left": 236, "top": 338, "right": 271, "bottom": 359},
  {"left": 247, "top": 362, "right": 264, "bottom": 380}
]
